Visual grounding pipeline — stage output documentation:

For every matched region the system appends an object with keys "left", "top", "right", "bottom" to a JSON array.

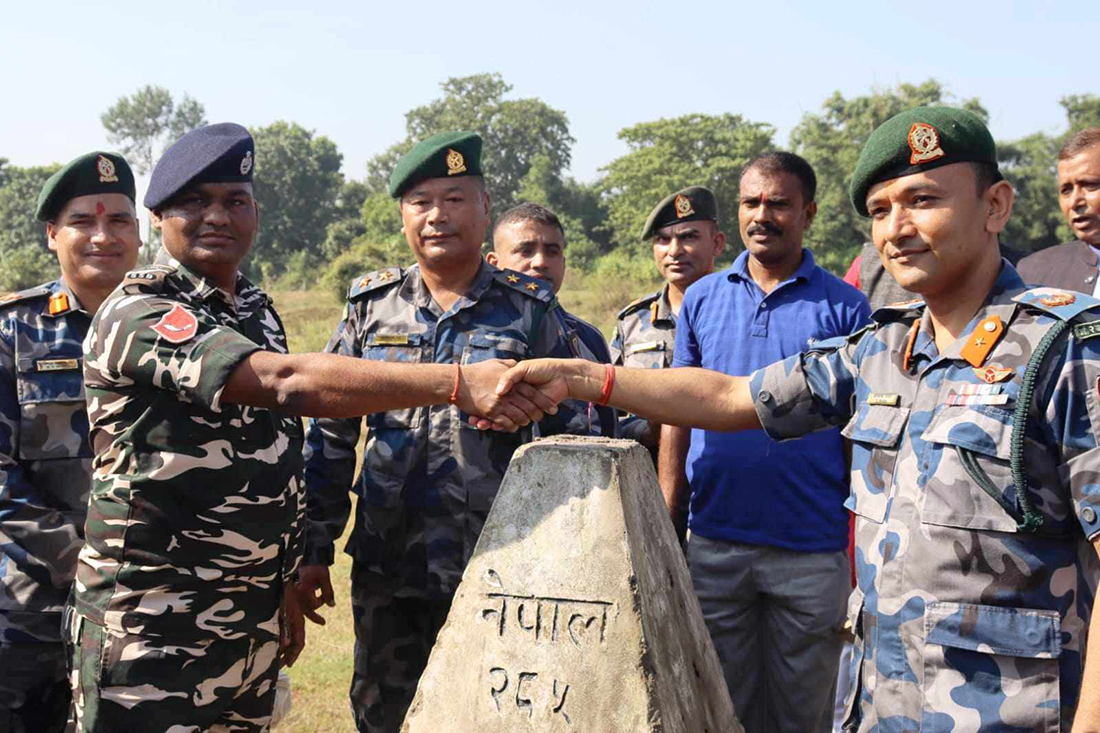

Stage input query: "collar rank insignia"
[
  {"left": 358, "top": 276, "right": 371, "bottom": 288},
  {"left": 525, "top": 282, "right": 539, "bottom": 292},
  {"left": 974, "top": 364, "right": 1014, "bottom": 384},
  {"left": 380, "top": 270, "right": 395, "bottom": 282},
  {"left": 446, "top": 149, "right": 466, "bottom": 176},
  {"left": 908, "top": 122, "right": 945, "bottom": 165},
  {"left": 240, "top": 151, "right": 253, "bottom": 176},
  {"left": 47, "top": 292, "right": 70, "bottom": 315},
  {"left": 506, "top": 273, "right": 520, "bottom": 283},
  {"left": 674, "top": 194, "right": 694, "bottom": 218},
  {"left": 96, "top": 155, "right": 119, "bottom": 183},
  {"left": 960, "top": 315, "right": 1004, "bottom": 368},
  {"left": 152, "top": 304, "right": 199, "bottom": 344},
  {"left": 1040, "top": 291, "right": 1076, "bottom": 307}
]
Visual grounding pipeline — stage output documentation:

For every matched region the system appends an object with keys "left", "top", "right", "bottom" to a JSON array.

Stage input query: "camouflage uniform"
[
  {"left": 752, "top": 262, "right": 1100, "bottom": 731},
  {"left": 303, "top": 261, "right": 589, "bottom": 732},
  {"left": 71, "top": 261, "right": 304, "bottom": 732},
  {"left": 609, "top": 286, "right": 677, "bottom": 445},
  {"left": 555, "top": 310, "right": 617, "bottom": 439},
  {"left": 1, "top": 281, "right": 91, "bottom": 733}
]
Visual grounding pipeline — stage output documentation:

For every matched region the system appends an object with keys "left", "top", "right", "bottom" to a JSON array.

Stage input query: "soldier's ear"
[
  {"left": 984, "top": 180, "right": 1014, "bottom": 235},
  {"left": 46, "top": 222, "right": 58, "bottom": 252},
  {"left": 486, "top": 251, "right": 500, "bottom": 268},
  {"left": 150, "top": 209, "right": 164, "bottom": 230}
]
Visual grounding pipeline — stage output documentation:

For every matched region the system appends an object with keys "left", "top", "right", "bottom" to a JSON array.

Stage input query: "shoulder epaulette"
[
  {"left": 0, "top": 284, "right": 51, "bottom": 310},
  {"left": 348, "top": 267, "right": 403, "bottom": 300},
  {"left": 870, "top": 298, "right": 925, "bottom": 323},
  {"left": 120, "top": 265, "right": 174, "bottom": 294},
  {"left": 616, "top": 290, "right": 660, "bottom": 320},
  {"left": 495, "top": 268, "right": 554, "bottom": 304},
  {"left": 1012, "top": 288, "right": 1100, "bottom": 321}
]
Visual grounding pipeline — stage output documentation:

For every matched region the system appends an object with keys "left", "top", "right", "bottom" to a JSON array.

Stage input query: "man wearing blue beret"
[
  {"left": 501, "top": 106, "right": 1100, "bottom": 731},
  {"left": 297, "top": 130, "right": 593, "bottom": 732},
  {"left": 67, "top": 124, "right": 554, "bottom": 732},
  {"left": 1, "top": 151, "right": 140, "bottom": 733}
]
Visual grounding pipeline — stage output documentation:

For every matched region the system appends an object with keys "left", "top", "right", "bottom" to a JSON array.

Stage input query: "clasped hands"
[{"left": 458, "top": 358, "right": 587, "bottom": 431}]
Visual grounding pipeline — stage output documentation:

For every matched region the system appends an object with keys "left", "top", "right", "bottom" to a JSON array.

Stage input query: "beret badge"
[
  {"left": 97, "top": 155, "right": 119, "bottom": 183},
  {"left": 908, "top": 123, "right": 945, "bottom": 165},
  {"left": 240, "top": 151, "right": 253, "bottom": 176},
  {"left": 674, "top": 194, "right": 694, "bottom": 218},
  {"left": 446, "top": 149, "right": 466, "bottom": 176}
]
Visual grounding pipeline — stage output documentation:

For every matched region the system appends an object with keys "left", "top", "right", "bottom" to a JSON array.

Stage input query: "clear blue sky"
[{"left": 2, "top": 0, "right": 1095, "bottom": 193}]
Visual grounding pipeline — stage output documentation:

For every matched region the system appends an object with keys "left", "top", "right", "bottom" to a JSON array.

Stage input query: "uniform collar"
[
  {"left": 652, "top": 285, "right": 676, "bottom": 324},
  {"left": 44, "top": 279, "right": 85, "bottom": 318},
  {"left": 404, "top": 259, "right": 496, "bottom": 313},
  {"left": 172, "top": 259, "right": 266, "bottom": 313}
]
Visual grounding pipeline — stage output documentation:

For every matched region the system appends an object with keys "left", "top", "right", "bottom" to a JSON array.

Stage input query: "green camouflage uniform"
[
  {"left": 609, "top": 286, "right": 677, "bottom": 445},
  {"left": 752, "top": 263, "right": 1100, "bottom": 731},
  {"left": 1, "top": 281, "right": 91, "bottom": 733},
  {"left": 70, "top": 261, "right": 304, "bottom": 732},
  {"left": 303, "top": 261, "right": 589, "bottom": 732}
]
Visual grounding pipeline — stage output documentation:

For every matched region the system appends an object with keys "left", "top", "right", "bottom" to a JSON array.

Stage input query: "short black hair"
[
  {"left": 492, "top": 202, "right": 565, "bottom": 247},
  {"left": 1060, "top": 127, "right": 1100, "bottom": 161},
  {"left": 742, "top": 151, "right": 817, "bottom": 203},
  {"left": 971, "top": 161, "right": 1003, "bottom": 196}
]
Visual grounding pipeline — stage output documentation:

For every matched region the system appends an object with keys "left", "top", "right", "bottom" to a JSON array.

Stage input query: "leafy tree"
[
  {"left": 599, "top": 113, "right": 774, "bottom": 259},
  {"left": 790, "top": 80, "right": 987, "bottom": 273},
  {"left": 319, "top": 179, "right": 371, "bottom": 262},
  {"left": 998, "top": 133, "right": 1068, "bottom": 255},
  {"left": 249, "top": 121, "right": 344, "bottom": 281},
  {"left": 101, "top": 85, "right": 207, "bottom": 174},
  {"left": 0, "top": 160, "right": 61, "bottom": 291},
  {"left": 364, "top": 74, "right": 574, "bottom": 218},
  {"left": 514, "top": 154, "right": 606, "bottom": 271},
  {"left": 1061, "top": 94, "right": 1100, "bottom": 135}
]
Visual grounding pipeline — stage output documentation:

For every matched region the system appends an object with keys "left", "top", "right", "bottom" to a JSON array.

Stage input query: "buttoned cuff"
[{"left": 751, "top": 355, "right": 829, "bottom": 441}]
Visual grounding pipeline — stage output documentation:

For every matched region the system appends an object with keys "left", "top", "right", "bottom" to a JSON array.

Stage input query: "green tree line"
[{"left": 2, "top": 76, "right": 1098, "bottom": 293}]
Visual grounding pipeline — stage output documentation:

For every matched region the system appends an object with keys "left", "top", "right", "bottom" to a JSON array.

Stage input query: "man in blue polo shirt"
[{"left": 660, "top": 152, "right": 870, "bottom": 733}]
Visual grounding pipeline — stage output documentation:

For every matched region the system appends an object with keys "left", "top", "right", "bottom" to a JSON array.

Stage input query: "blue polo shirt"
[{"left": 673, "top": 248, "right": 870, "bottom": 551}]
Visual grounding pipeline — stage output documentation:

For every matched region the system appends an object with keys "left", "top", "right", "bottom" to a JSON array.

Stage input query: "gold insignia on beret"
[
  {"left": 907, "top": 123, "right": 945, "bottom": 165},
  {"left": 240, "top": 151, "right": 253, "bottom": 176},
  {"left": 48, "top": 292, "right": 70, "bottom": 315},
  {"left": 525, "top": 282, "right": 539, "bottom": 291},
  {"left": 674, "top": 194, "right": 694, "bottom": 219},
  {"left": 446, "top": 149, "right": 466, "bottom": 176},
  {"left": 506, "top": 274, "right": 520, "bottom": 283},
  {"left": 96, "top": 155, "right": 119, "bottom": 183},
  {"left": 1040, "top": 292, "right": 1076, "bottom": 307}
]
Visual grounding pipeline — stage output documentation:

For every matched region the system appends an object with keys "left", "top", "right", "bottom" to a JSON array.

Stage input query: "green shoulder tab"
[
  {"left": 1013, "top": 288, "right": 1100, "bottom": 321},
  {"left": 870, "top": 298, "right": 925, "bottom": 324},
  {"left": 348, "top": 268, "right": 403, "bottom": 301},
  {"left": 616, "top": 290, "right": 660, "bottom": 320},
  {"left": 0, "top": 284, "right": 51, "bottom": 310},
  {"left": 495, "top": 268, "right": 554, "bottom": 304},
  {"left": 120, "top": 265, "right": 174, "bottom": 294}
]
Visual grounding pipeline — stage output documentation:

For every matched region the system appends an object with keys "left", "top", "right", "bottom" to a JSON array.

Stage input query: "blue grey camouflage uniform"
[
  {"left": 751, "top": 262, "right": 1100, "bottom": 732},
  {"left": 1, "top": 280, "right": 90, "bottom": 733},
  {"left": 70, "top": 259, "right": 304, "bottom": 732},
  {"left": 610, "top": 286, "right": 677, "bottom": 445},
  {"left": 556, "top": 309, "right": 617, "bottom": 439},
  {"left": 302, "top": 261, "right": 591, "bottom": 732}
]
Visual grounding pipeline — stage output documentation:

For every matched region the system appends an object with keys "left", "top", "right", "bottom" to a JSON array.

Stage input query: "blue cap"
[{"left": 144, "top": 123, "right": 255, "bottom": 209}]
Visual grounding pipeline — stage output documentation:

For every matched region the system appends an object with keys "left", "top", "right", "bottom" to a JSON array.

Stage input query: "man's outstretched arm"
[{"left": 497, "top": 359, "right": 761, "bottom": 433}]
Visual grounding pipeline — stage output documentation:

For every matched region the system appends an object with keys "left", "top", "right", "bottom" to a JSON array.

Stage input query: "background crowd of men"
[{"left": 3, "top": 105, "right": 1100, "bottom": 732}]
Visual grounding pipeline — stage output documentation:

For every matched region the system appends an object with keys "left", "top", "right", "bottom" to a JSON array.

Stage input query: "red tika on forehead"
[{"left": 96, "top": 202, "right": 105, "bottom": 216}]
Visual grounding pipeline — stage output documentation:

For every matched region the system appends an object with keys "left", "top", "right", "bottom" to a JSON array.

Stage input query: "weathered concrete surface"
[{"left": 402, "top": 436, "right": 743, "bottom": 733}]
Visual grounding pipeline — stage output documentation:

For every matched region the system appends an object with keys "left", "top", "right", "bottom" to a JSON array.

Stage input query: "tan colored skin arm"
[
  {"left": 1072, "top": 535, "right": 1100, "bottom": 733},
  {"left": 222, "top": 351, "right": 558, "bottom": 431},
  {"left": 496, "top": 359, "right": 761, "bottom": 433},
  {"left": 658, "top": 425, "right": 692, "bottom": 522}
]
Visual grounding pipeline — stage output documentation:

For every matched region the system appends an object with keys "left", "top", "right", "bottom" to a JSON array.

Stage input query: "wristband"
[
  {"left": 449, "top": 363, "right": 462, "bottom": 404},
  {"left": 597, "top": 364, "right": 616, "bottom": 405}
]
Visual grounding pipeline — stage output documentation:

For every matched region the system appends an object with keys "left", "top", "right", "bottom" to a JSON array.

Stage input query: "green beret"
[
  {"left": 849, "top": 106, "right": 1000, "bottom": 217},
  {"left": 640, "top": 186, "right": 718, "bottom": 240},
  {"left": 388, "top": 131, "right": 484, "bottom": 199},
  {"left": 35, "top": 151, "right": 135, "bottom": 222}
]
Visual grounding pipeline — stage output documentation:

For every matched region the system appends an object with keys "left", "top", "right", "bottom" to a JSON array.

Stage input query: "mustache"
[{"left": 746, "top": 222, "right": 783, "bottom": 237}]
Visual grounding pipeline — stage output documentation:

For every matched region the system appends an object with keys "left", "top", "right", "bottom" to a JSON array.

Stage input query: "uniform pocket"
[
  {"left": 922, "top": 601, "right": 1060, "bottom": 732},
  {"left": 458, "top": 334, "right": 528, "bottom": 431},
  {"left": 920, "top": 405, "right": 1018, "bottom": 532},
  {"left": 15, "top": 354, "right": 90, "bottom": 460},
  {"left": 842, "top": 404, "right": 910, "bottom": 523}
]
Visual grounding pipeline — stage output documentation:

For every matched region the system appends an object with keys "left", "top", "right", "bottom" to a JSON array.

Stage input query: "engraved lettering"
[
  {"left": 515, "top": 672, "right": 538, "bottom": 718},
  {"left": 481, "top": 591, "right": 612, "bottom": 647},
  {"left": 489, "top": 667, "right": 508, "bottom": 711},
  {"left": 552, "top": 679, "right": 571, "bottom": 725}
]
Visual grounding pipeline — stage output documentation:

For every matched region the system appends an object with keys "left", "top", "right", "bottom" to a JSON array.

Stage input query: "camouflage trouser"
[
  {"left": 349, "top": 566, "right": 451, "bottom": 733},
  {"left": 68, "top": 613, "right": 279, "bottom": 733},
  {"left": 0, "top": 641, "right": 71, "bottom": 733}
]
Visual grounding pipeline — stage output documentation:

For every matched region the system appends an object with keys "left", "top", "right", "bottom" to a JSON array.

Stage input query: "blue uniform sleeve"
[
  {"left": 302, "top": 303, "right": 362, "bottom": 566},
  {"left": 532, "top": 307, "right": 599, "bottom": 437}
]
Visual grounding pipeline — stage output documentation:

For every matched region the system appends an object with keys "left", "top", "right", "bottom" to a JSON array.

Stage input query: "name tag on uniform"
[
  {"left": 1075, "top": 320, "right": 1100, "bottom": 341},
  {"left": 626, "top": 341, "right": 663, "bottom": 355},
  {"left": 36, "top": 358, "right": 79, "bottom": 372},
  {"left": 867, "top": 393, "right": 900, "bottom": 406},
  {"left": 947, "top": 392, "right": 1010, "bottom": 406},
  {"left": 373, "top": 333, "right": 410, "bottom": 346}
]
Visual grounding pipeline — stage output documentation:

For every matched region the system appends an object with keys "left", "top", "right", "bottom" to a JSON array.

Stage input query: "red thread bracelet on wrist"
[
  {"left": 597, "top": 364, "right": 615, "bottom": 405},
  {"left": 449, "top": 363, "right": 461, "bottom": 404}
]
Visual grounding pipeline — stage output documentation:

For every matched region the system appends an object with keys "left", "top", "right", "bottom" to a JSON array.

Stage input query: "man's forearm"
[{"left": 658, "top": 425, "right": 691, "bottom": 518}]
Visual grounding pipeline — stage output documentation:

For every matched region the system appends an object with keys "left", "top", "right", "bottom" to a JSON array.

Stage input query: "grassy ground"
[{"left": 268, "top": 272, "right": 658, "bottom": 730}]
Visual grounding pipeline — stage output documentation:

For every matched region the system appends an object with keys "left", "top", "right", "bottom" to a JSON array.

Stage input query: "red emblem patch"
[{"left": 152, "top": 304, "right": 199, "bottom": 344}]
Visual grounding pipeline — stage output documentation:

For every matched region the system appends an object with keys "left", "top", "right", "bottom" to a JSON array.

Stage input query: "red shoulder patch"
[{"left": 152, "top": 304, "right": 198, "bottom": 344}]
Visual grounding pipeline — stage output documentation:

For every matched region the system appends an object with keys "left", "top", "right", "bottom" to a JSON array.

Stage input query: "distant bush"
[
  {"left": 321, "top": 238, "right": 411, "bottom": 303},
  {"left": 0, "top": 244, "right": 57, "bottom": 292}
]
